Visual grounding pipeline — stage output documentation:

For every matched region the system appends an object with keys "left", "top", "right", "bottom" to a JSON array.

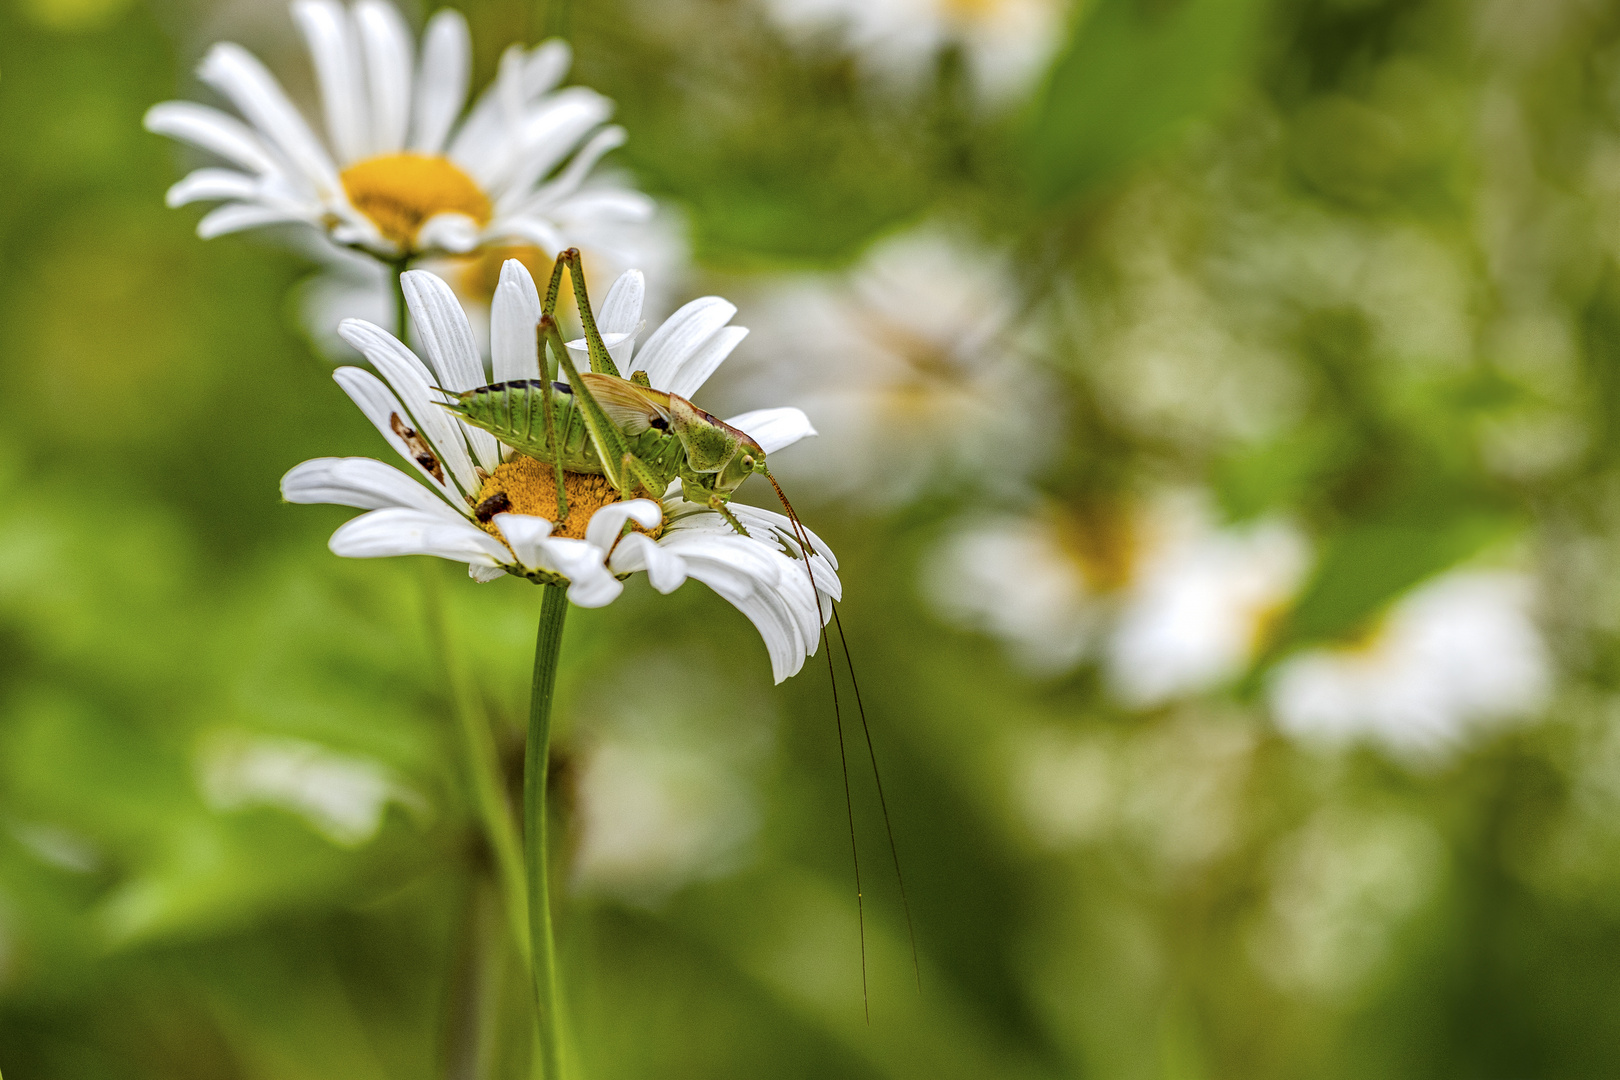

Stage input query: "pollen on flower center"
[
  {"left": 340, "top": 153, "right": 492, "bottom": 250},
  {"left": 473, "top": 455, "right": 656, "bottom": 544}
]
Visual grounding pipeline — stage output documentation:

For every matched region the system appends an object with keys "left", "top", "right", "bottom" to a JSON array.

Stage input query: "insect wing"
[{"left": 576, "top": 372, "right": 673, "bottom": 436}]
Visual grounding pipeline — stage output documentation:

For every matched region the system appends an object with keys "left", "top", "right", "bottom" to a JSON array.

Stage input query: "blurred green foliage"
[{"left": 8, "top": 0, "right": 1620, "bottom": 1077}]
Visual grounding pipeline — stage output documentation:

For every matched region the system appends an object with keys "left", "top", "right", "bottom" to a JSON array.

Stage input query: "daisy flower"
[
  {"left": 1268, "top": 569, "right": 1552, "bottom": 762},
  {"left": 145, "top": 0, "right": 652, "bottom": 262},
  {"left": 281, "top": 262, "right": 836, "bottom": 682},
  {"left": 760, "top": 0, "right": 1069, "bottom": 103},
  {"left": 734, "top": 225, "right": 1060, "bottom": 507},
  {"left": 297, "top": 211, "right": 688, "bottom": 361},
  {"left": 924, "top": 491, "right": 1309, "bottom": 700}
]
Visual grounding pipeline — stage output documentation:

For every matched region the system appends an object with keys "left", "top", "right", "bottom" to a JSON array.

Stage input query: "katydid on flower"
[
  {"left": 440, "top": 249, "right": 920, "bottom": 1016},
  {"left": 438, "top": 249, "right": 771, "bottom": 537}
]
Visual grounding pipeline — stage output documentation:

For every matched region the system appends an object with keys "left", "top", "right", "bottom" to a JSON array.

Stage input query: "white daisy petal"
[
  {"left": 166, "top": 169, "right": 262, "bottom": 208},
  {"left": 401, "top": 270, "right": 489, "bottom": 391},
  {"left": 356, "top": 0, "right": 413, "bottom": 155},
  {"left": 723, "top": 501, "right": 838, "bottom": 569},
  {"left": 289, "top": 2, "right": 370, "bottom": 164},
  {"left": 143, "top": 102, "right": 282, "bottom": 177},
  {"left": 489, "top": 512, "right": 553, "bottom": 570},
  {"left": 608, "top": 532, "right": 689, "bottom": 594},
  {"left": 634, "top": 297, "right": 738, "bottom": 393},
  {"left": 281, "top": 456, "right": 451, "bottom": 514},
  {"left": 491, "top": 264, "right": 543, "bottom": 384},
  {"left": 447, "top": 45, "right": 527, "bottom": 187},
  {"left": 417, "top": 212, "right": 482, "bottom": 254},
  {"left": 331, "top": 507, "right": 508, "bottom": 564},
  {"left": 332, "top": 366, "right": 461, "bottom": 501},
  {"left": 548, "top": 187, "right": 655, "bottom": 222},
  {"left": 483, "top": 213, "right": 568, "bottom": 254},
  {"left": 338, "top": 318, "right": 480, "bottom": 494},
  {"left": 498, "top": 100, "right": 617, "bottom": 210},
  {"left": 669, "top": 539, "right": 808, "bottom": 683},
  {"left": 564, "top": 330, "right": 636, "bottom": 373},
  {"left": 399, "top": 272, "right": 502, "bottom": 471},
  {"left": 196, "top": 203, "right": 310, "bottom": 238},
  {"left": 198, "top": 42, "right": 340, "bottom": 193},
  {"left": 598, "top": 270, "right": 645, "bottom": 331},
  {"left": 725, "top": 407, "right": 817, "bottom": 456},
  {"left": 515, "top": 122, "right": 624, "bottom": 211},
  {"left": 470, "top": 563, "right": 506, "bottom": 583},
  {"left": 664, "top": 325, "right": 748, "bottom": 399},
  {"left": 523, "top": 39, "right": 572, "bottom": 96},
  {"left": 409, "top": 9, "right": 471, "bottom": 153},
  {"left": 584, "top": 498, "right": 662, "bottom": 552},
  {"left": 538, "top": 537, "right": 623, "bottom": 607}
]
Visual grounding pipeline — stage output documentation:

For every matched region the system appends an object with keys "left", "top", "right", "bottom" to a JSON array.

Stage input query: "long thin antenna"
[
  {"left": 831, "top": 601, "right": 921, "bottom": 994},
  {"left": 761, "top": 472, "right": 868, "bottom": 1020},
  {"left": 766, "top": 472, "right": 920, "bottom": 1005},
  {"left": 826, "top": 624, "right": 869, "bottom": 1023}
]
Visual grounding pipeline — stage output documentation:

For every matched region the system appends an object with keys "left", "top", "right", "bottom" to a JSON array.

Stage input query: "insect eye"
[{"left": 741, "top": 455, "right": 755, "bottom": 470}]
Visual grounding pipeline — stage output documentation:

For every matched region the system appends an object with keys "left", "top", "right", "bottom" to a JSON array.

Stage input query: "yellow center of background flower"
[
  {"left": 452, "top": 243, "right": 594, "bottom": 319},
  {"left": 340, "top": 153, "right": 492, "bottom": 250},
  {"left": 474, "top": 456, "right": 657, "bottom": 544}
]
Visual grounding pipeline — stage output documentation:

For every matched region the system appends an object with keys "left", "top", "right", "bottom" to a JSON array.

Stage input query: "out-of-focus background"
[{"left": 5, "top": 0, "right": 1620, "bottom": 1075}]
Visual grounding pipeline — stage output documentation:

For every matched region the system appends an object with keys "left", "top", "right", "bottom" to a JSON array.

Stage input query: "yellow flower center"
[
  {"left": 451, "top": 243, "right": 594, "bottom": 320},
  {"left": 1056, "top": 501, "right": 1138, "bottom": 593},
  {"left": 472, "top": 455, "right": 659, "bottom": 544},
  {"left": 340, "top": 153, "right": 492, "bottom": 250},
  {"left": 940, "top": 0, "right": 1020, "bottom": 23}
]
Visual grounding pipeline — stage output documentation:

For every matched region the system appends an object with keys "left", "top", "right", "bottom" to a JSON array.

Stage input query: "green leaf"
[{"left": 1024, "top": 0, "right": 1269, "bottom": 203}]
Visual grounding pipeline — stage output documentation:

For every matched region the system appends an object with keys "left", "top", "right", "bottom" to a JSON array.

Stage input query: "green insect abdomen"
[
  {"left": 447, "top": 380, "right": 686, "bottom": 492},
  {"left": 446, "top": 380, "right": 598, "bottom": 472}
]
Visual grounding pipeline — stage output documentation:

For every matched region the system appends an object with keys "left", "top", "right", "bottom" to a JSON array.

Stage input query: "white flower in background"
[
  {"left": 925, "top": 513, "right": 1096, "bottom": 674},
  {"left": 145, "top": 0, "right": 652, "bottom": 261},
  {"left": 297, "top": 210, "right": 688, "bottom": 361},
  {"left": 1107, "top": 500, "right": 1308, "bottom": 708},
  {"left": 760, "top": 0, "right": 1068, "bottom": 104},
  {"left": 570, "top": 654, "right": 771, "bottom": 903},
  {"left": 282, "top": 263, "right": 837, "bottom": 682},
  {"left": 735, "top": 226, "right": 1059, "bottom": 507},
  {"left": 574, "top": 741, "right": 757, "bottom": 901},
  {"left": 1268, "top": 569, "right": 1552, "bottom": 762},
  {"left": 925, "top": 492, "right": 1309, "bottom": 700},
  {"left": 196, "top": 731, "right": 424, "bottom": 847}
]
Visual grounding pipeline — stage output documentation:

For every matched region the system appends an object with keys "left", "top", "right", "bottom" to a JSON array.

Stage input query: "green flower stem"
[
  {"left": 391, "top": 256, "right": 410, "bottom": 341},
  {"left": 525, "top": 583, "right": 570, "bottom": 1080},
  {"left": 421, "top": 563, "right": 531, "bottom": 960}
]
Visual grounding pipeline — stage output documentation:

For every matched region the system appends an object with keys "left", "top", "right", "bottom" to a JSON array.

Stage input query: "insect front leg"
[
  {"left": 684, "top": 479, "right": 751, "bottom": 537},
  {"left": 537, "top": 317, "right": 570, "bottom": 518},
  {"left": 559, "top": 248, "right": 620, "bottom": 377},
  {"left": 544, "top": 316, "right": 641, "bottom": 494},
  {"left": 709, "top": 496, "right": 752, "bottom": 538}
]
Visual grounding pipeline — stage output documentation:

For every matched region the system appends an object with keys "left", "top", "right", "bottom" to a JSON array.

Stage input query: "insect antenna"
[
  {"left": 764, "top": 471, "right": 922, "bottom": 1002},
  {"left": 827, "top": 609, "right": 869, "bottom": 1023},
  {"left": 830, "top": 602, "right": 921, "bottom": 994}
]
